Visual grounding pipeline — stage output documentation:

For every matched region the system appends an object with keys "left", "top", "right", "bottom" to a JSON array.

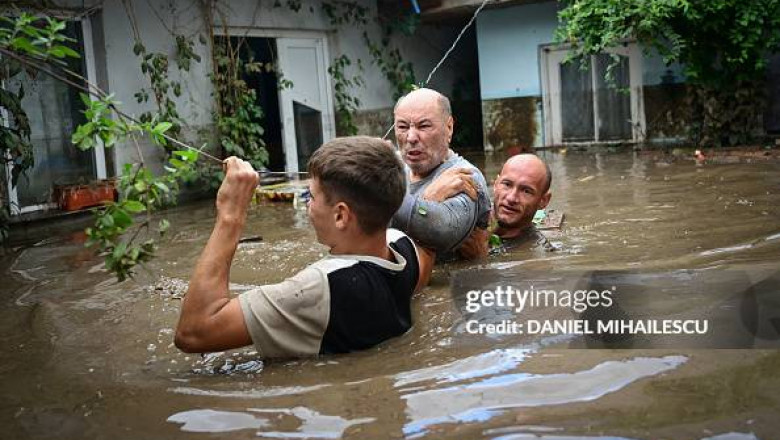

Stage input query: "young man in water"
[
  {"left": 175, "top": 137, "right": 434, "bottom": 357},
  {"left": 390, "top": 88, "right": 492, "bottom": 259}
]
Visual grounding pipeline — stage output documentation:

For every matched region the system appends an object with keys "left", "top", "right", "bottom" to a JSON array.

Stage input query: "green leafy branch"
[
  {"left": 73, "top": 93, "right": 200, "bottom": 281},
  {"left": 2, "top": 14, "right": 205, "bottom": 280},
  {"left": 0, "top": 13, "right": 85, "bottom": 242},
  {"left": 328, "top": 54, "right": 365, "bottom": 135}
]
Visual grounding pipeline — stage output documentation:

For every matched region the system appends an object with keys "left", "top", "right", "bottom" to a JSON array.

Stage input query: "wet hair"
[
  {"left": 308, "top": 136, "right": 406, "bottom": 235},
  {"left": 394, "top": 88, "right": 452, "bottom": 120}
]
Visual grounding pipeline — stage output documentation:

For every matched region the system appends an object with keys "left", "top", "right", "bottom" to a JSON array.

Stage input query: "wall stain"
[{"left": 482, "top": 97, "right": 541, "bottom": 154}]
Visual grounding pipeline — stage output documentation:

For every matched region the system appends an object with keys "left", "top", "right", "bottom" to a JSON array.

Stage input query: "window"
[{"left": 541, "top": 43, "right": 645, "bottom": 146}]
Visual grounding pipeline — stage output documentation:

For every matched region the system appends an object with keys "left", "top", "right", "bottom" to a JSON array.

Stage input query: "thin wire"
[
  {"left": 423, "top": 0, "right": 491, "bottom": 88},
  {"left": 382, "top": 0, "right": 493, "bottom": 140}
]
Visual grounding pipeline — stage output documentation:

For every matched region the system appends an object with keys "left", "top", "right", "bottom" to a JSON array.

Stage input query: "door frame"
[
  {"left": 214, "top": 28, "right": 336, "bottom": 173},
  {"left": 540, "top": 42, "right": 646, "bottom": 147},
  {"left": 2, "top": 15, "right": 107, "bottom": 215}
]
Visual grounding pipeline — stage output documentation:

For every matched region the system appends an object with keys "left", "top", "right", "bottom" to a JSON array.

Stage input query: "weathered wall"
[
  {"left": 475, "top": 0, "right": 687, "bottom": 149},
  {"left": 643, "top": 83, "right": 688, "bottom": 141},
  {"left": 86, "top": 0, "right": 462, "bottom": 174},
  {"left": 481, "top": 96, "right": 543, "bottom": 152}
]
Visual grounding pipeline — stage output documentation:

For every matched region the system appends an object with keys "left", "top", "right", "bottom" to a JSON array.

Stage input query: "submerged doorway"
[
  {"left": 222, "top": 32, "right": 335, "bottom": 173},
  {"left": 223, "top": 36, "right": 285, "bottom": 171}
]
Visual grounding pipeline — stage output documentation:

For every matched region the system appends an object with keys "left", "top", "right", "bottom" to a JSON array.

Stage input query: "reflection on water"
[
  {"left": 168, "top": 409, "right": 269, "bottom": 432},
  {"left": 168, "top": 407, "right": 374, "bottom": 438},
  {"left": 401, "top": 355, "right": 687, "bottom": 437},
  {"left": 2, "top": 150, "right": 780, "bottom": 439}
]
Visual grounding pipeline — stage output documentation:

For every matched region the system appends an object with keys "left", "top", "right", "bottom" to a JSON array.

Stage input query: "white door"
[
  {"left": 276, "top": 37, "right": 335, "bottom": 172},
  {"left": 541, "top": 44, "right": 645, "bottom": 146}
]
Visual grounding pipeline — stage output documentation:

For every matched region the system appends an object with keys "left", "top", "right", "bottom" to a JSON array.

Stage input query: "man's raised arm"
[{"left": 174, "top": 157, "right": 257, "bottom": 353}]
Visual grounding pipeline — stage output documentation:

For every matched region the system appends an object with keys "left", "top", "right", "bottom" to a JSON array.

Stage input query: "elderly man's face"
[
  {"left": 492, "top": 157, "right": 551, "bottom": 232},
  {"left": 394, "top": 92, "right": 453, "bottom": 179}
]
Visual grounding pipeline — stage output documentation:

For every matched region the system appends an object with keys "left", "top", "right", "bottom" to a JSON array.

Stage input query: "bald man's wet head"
[{"left": 492, "top": 154, "right": 552, "bottom": 235}]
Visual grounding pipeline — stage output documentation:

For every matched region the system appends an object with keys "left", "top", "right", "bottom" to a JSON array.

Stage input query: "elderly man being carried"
[{"left": 390, "top": 88, "right": 491, "bottom": 260}]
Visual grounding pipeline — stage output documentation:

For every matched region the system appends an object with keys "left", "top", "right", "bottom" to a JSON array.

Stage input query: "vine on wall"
[
  {"left": 328, "top": 54, "right": 365, "bottom": 136},
  {"left": 131, "top": 36, "right": 201, "bottom": 149}
]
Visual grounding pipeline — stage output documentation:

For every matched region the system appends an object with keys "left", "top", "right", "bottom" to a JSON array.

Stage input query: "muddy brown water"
[{"left": 2, "top": 150, "right": 780, "bottom": 440}]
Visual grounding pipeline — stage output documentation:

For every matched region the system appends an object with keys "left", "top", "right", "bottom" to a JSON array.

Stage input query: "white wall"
[
  {"left": 91, "top": 0, "right": 460, "bottom": 173},
  {"left": 476, "top": 2, "right": 560, "bottom": 99}
]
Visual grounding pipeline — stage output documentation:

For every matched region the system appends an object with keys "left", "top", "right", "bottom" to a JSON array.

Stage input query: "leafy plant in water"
[{"left": 74, "top": 94, "right": 199, "bottom": 281}]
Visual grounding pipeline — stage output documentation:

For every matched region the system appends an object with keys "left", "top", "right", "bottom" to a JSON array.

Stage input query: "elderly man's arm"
[
  {"left": 394, "top": 191, "right": 479, "bottom": 253},
  {"left": 421, "top": 167, "right": 478, "bottom": 202},
  {"left": 393, "top": 166, "right": 487, "bottom": 255}
]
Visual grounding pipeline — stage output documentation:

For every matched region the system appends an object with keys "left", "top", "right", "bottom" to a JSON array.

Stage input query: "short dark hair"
[{"left": 308, "top": 136, "right": 406, "bottom": 234}]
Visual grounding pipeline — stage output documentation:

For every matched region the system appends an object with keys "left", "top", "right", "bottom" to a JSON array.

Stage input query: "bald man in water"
[
  {"left": 490, "top": 154, "right": 552, "bottom": 246},
  {"left": 455, "top": 154, "right": 554, "bottom": 258}
]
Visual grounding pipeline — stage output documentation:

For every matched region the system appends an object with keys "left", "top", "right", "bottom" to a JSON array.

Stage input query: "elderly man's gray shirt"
[{"left": 391, "top": 151, "right": 491, "bottom": 255}]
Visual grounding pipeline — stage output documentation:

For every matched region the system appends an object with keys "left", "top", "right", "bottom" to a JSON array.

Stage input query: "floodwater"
[{"left": 2, "top": 149, "right": 780, "bottom": 439}]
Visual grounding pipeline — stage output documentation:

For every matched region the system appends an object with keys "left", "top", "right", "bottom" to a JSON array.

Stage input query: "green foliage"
[
  {"left": 131, "top": 36, "right": 200, "bottom": 149},
  {"left": 72, "top": 93, "right": 124, "bottom": 149},
  {"left": 556, "top": 0, "right": 780, "bottom": 145},
  {"left": 328, "top": 55, "right": 365, "bottom": 135},
  {"left": 0, "top": 13, "right": 80, "bottom": 60},
  {"left": 363, "top": 30, "right": 417, "bottom": 101},
  {"left": 1, "top": 14, "right": 82, "bottom": 243},
  {"left": 321, "top": 1, "right": 369, "bottom": 26},
  {"left": 85, "top": 149, "right": 198, "bottom": 282},
  {"left": 71, "top": 94, "right": 176, "bottom": 150},
  {"left": 210, "top": 38, "right": 272, "bottom": 171}
]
